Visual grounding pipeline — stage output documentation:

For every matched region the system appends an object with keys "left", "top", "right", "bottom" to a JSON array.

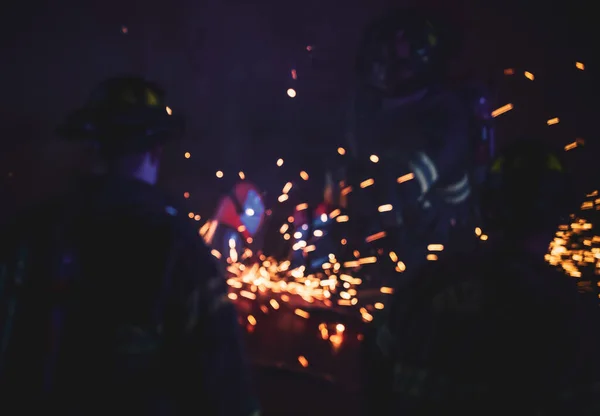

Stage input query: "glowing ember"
[
  {"left": 546, "top": 190, "right": 600, "bottom": 297},
  {"left": 491, "top": 103, "right": 513, "bottom": 118},
  {"left": 397, "top": 173, "right": 414, "bottom": 183},
  {"left": 215, "top": 236, "right": 394, "bottom": 326},
  {"left": 297, "top": 356, "right": 309, "bottom": 367},
  {"left": 377, "top": 204, "right": 393, "bottom": 213}
]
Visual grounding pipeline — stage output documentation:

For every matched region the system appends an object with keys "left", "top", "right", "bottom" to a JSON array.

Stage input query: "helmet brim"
[{"left": 56, "top": 106, "right": 185, "bottom": 151}]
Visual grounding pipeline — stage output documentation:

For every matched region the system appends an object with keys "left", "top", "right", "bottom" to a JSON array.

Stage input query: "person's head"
[
  {"left": 356, "top": 9, "right": 454, "bottom": 98},
  {"left": 58, "top": 76, "right": 185, "bottom": 185},
  {"left": 480, "top": 138, "right": 575, "bottom": 252}
]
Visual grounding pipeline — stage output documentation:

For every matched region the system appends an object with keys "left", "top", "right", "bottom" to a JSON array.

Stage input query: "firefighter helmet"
[
  {"left": 356, "top": 9, "right": 451, "bottom": 97},
  {"left": 57, "top": 76, "right": 185, "bottom": 154}
]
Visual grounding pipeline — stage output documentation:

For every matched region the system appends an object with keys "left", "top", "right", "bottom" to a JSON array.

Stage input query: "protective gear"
[
  {"left": 343, "top": 87, "right": 473, "bottom": 270},
  {"left": 362, "top": 242, "right": 600, "bottom": 416},
  {"left": 356, "top": 9, "right": 447, "bottom": 97},
  {"left": 333, "top": 9, "right": 477, "bottom": 288},
  {"left": 0, "top": 177, "right": 259, "bottom": 415},
  {"left": 349, "top": 9, "right": 472, "bottom": 225},
  {"left": 481, "top": 139, "right": 573, "bottom": 233},
  {"left": 57, "top": 76, "right": 185, "bottom": 155}
]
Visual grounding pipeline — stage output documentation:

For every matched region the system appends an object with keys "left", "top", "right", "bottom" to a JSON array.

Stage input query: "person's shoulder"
[
  {"left": 405, "top": 243, "right": 522, "bottom": 308},
  {"left": 1, "top": 190, "right": 74, "bottom": 239},
  {"left": 0, "top": 192, "right": 78, "bottom": 267},
  {"left": 416, "top": 248, "right": 490, "bottom": 282},
  {"left": 394, "top": 250, "right": 483, "bottom": 312}
]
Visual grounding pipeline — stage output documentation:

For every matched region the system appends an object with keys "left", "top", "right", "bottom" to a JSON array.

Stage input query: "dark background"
[{"left": 0, "top": 0, "right": 596, "bottom": 218}]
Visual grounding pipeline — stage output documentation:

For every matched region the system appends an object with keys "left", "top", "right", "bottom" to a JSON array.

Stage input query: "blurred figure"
[
  {"left": 361, "top": 139, "right": 599, "bottom": 415},
  {"left": 0, "top": 76, "right": 260, "bottom": 416},
  {"left": 342, "top": 9, "right": 483, "bottom": 278},
  {"left": 201, "top": 181, "right": 266, "bottom": 268}
]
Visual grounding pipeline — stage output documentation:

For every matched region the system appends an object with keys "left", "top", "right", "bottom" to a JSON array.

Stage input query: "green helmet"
[{"left": 481, "top": 139, "right": 573, "bottom": 232}]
